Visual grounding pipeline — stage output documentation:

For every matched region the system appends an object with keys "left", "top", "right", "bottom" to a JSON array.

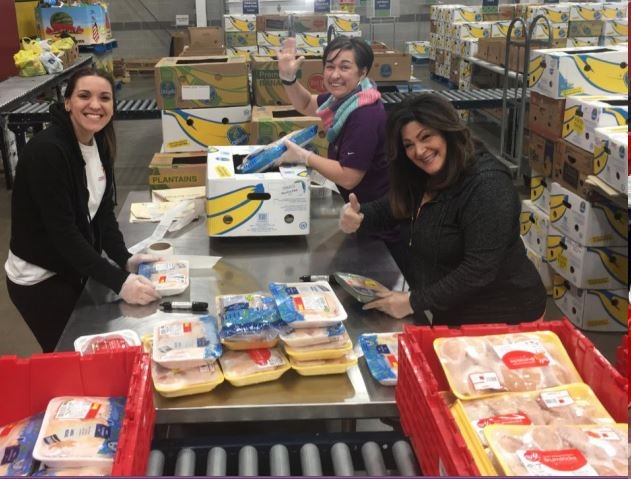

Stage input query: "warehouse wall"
[{"left": 109, "top": 0, "right": 505, "bottom": 58}]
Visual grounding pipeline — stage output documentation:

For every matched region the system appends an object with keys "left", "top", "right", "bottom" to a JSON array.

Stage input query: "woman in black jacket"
[
  {"left": 5, "top": 67, "right": 160, "bottom": 352},
  {"left": 339, "top": 93, "right": 546, "bottom": 325}
]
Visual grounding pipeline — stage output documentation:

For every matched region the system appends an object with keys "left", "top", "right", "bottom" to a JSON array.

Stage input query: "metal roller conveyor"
[
  {"left": 381, "top": 88, "right": 524, "bottom": 110},
  {"left": 148, "top": 432, "right": 420, "bottom": 476}
]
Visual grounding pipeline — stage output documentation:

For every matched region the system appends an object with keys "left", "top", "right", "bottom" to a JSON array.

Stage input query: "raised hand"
[
  {"left": 276, "top": 37, "right": 305, "bottom": 82},
  {"left": 339, "top": 193, "right": 364, "bottom": 233}
]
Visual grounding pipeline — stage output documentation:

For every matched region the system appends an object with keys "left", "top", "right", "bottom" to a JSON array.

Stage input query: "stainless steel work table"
[{"left": 56, "top": 191, "right": 410, "bottom": 425}]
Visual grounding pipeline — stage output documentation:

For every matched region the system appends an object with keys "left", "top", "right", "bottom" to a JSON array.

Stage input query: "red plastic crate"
[
  {"left": 615, "top": 333, "right": 628, "bottom": 382},
  {"left": 395, "top": 318, "right": 628, "bottom": 476},
  {"left": 0, "top": 348, "right": 154, "bottom": 476}
]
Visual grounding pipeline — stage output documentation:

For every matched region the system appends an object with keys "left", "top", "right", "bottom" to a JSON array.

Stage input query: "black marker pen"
[
  {"left": 160, "top": 301, "right": 208, "bottom": 312},
  {"left": 299, "top": 274, "right": 334, "bottom": 282}
]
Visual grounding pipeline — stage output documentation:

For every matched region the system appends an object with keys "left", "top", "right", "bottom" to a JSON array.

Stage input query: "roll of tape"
[{"left": 146, "top": 241, "right": 173, "bottom": 257}]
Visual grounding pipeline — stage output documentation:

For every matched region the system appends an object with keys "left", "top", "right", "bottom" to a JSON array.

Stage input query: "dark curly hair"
[{"left": 386, "top": 93, "right": 477, "bottom": 219}]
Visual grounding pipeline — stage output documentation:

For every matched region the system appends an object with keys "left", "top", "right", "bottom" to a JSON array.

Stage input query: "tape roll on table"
[{"left": 146, "top": 241, "right": 174, "bottom": 256}]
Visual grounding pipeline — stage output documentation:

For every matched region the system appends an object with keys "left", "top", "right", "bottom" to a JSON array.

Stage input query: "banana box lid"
[
  {"left": 138, "top": 260, "right": 189, "bottom": 297},
  {"left": 152, "top": 315, "right": 222, "bottom": 369},
  {"left": 433, "top": 331, "right": 583, "bottom": 399},
  {"left": 269, "top": 281, "right": 347, "bottom": 327},
  {"left": 358, "top": 332, "right": 400, "bottom": 386},
  {"left": 219, "top": 347, "right": 290, "bottom": 387},
  {"left": 290, "top": 352, "right": 357, "bottom": 376},
  {"left": 333, "top": 272, "right": 387, "bottom": 303},
  {"left": 279, "top": 322, "right": 346, "bottom": 348},
  {"left": 484, "top": 423, "right": 628, "bottom": 476}
]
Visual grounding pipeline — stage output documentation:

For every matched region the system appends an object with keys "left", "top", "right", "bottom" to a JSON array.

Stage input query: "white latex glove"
[
  {"left": 276, "top": 37, "right": 305, "bottom": 82},
  {"left": 126, "top": 253, "right": 161, "bottom": 273},
  {"left": 362, "top": 291, "right": 414, "bottom": 319},
  {"left": 339, "top": 193, "right": 364, "bottom": 233},
  {"left": 277, "top": 140, "right": 312, "bottom": 166},
  {"left": 119, "top": 274, "right": 161, "bottom": 305}
]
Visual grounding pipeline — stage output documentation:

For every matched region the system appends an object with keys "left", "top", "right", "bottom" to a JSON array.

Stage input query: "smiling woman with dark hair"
[
  {"left": 339, "top": 93, "right": 547, "bottom": 325},
  {"left": 5, "top": 67, "right": 161, "bottom": 352}
]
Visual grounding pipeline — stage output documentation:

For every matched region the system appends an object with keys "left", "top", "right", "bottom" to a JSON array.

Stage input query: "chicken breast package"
[
  {"left": 269, "top": 281, "right": 347, "bottom": 327},
  {"left": 31, "top": 465, "right": 113, "bottom": 476},
  {"left": 434, "top": 331, "right": 583, "bottom": 399},
  {"left": 219, "top": 348, "right": 290, "bottom": 387},
  {"left": 289, "top": 352, "right": 357, "bottom": 376},
  {"left": 32, "top": 396, "right": 125, "bottom": 468},
  {"left": 358, "top": 332, "right": 400, "bottom": 386},
  {"left": 484, "top": 423, "right": 628, "bottom": 476},
  {"left": 283, "top": 332, "right": 352, "bottom": 361},
  {"left": 138, "top": 260, "right": 189, "bottom": 296},
  {"left": 73, "top": 330, "right": 141, "bottom": 355},
  {"left": 0, "top": 413, "right": 44, "bottom": 476},
  {"left": 151, "top": 360, "right": 224, "bottom": 398},
  {"left": 279, "top": 322, "right": 346, "bottom": 348},
  {"left": 152, "top": 315, "right": 222, "bottom": 369}
]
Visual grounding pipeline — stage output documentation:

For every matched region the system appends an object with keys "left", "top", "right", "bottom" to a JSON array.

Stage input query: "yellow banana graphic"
[
  {"left": 207, "top": 184, "right": 265, "bottom": 235},
  {"left": 575, "top": 6, "right": 602, "bottom": 21},
  {"left": 600, "top": 107, "right": 628, "bottom": 126},
  {"left": 562, "top": 104, "right": 582, "bottom": 139},
  {"left": 176, "top": 70, "right": 249, "bottom": 106},
  {"left": 458, "top": 10, "right": 481, "bottom": 22},
  {"left": 572, "top": 56, "right": 629, "bottom": 95},
  {"left": 542, "top": 8, "right": 569, "bottom": 23},
  {"left": 530, "top": 180, "right": 546, "bottom": 203},
  {"left": 301, "top": 33, "right": 326, "bottom": 48},
  {"left": 546, "top": 235, "right": 565, "bottom": 262},
  {"left": 593, "top": 145, "right": 609, "bottom": 175},
  {"left": 333, "top": 17, "right": 357, "bottom": 32},
  {"left": 520, "top": 211, "right": 534, "bottom": 236},
  {"left": 466, "top": 25, "right": 489, "bottom": 38},
  {"left": 552, "top": 275, "right": 568, "bottom": 299},
  {"left": 591, "top": 203, "right": 627, "bottom": 240},
  {"left": 549, "top": 194, "right": 568, "bottom": 222},
  {"left": 227, "top": 16, "right": 255, "bottom": 32},
  {"left": 258, "top": 32, "right": 285, "bottom": 47},
  {"left": 164, "top": 110, "right": 249, "bottom": 147},
  {"left": 528, "top": 55, "right": 546, "bottom": 87},
  {"left": 602, "top": 6, "right": 625, "bottom": 20},
  {"left": 587, "top": 247, "right": 628, "bottom": 285},
  {"left": 588, "top": 290, "right": 627, "bottom": 326},
  {"left": 610, "top": 22, "right": 628, "bottom": 36}
]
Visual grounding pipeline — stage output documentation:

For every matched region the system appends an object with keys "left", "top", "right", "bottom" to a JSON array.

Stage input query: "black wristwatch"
[{"left": 281, "top": 76, "right": 297, "bottom": 85}]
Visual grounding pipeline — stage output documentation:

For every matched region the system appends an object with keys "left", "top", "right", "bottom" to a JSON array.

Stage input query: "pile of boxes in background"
[{"left": 520, "top": 42, "right": 628, "bottom": 333}]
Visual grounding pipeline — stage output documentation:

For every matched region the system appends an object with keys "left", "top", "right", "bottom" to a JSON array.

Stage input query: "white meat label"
[
  {"left": 539, "top": 389, "right": 575, "bottom": 408},
  {"left": 468, "top": 371, "right": 502, "bottom": 391}
]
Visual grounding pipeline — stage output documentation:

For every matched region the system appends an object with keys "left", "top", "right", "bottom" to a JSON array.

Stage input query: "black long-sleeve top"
[
  {"left": 359, "top": 151, "right": 547, "bottom": 325},
  {"left": 9, "top": 103, "right": 131, "bottom": 293}
]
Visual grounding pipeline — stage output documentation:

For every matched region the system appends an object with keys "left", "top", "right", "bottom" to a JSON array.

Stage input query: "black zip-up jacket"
[
  {"left": 359, "top": 151, "right": 547, "bottom": 325},
  {"left": 9, "top": 103, "right": 131, "bottom": 293}
]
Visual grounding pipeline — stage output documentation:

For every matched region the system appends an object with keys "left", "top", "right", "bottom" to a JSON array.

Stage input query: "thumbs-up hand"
[{"left": 339, "top": 193, "right": 364, "bottom": 234}]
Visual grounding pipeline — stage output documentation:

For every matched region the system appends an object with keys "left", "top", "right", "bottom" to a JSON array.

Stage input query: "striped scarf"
[{"left": 316, "top": 77, "right": 381, "bottom": 143}]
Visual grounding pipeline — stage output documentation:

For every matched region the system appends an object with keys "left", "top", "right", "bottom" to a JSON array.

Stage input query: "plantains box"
[
  {"left": 370, "top": 50, "right": 412, "bottom": 81},
  {"left": 154, "top": 56, "right": 249, "bottom": 109},
  {"left": 149, "top": 151, "right": 207, "bottom": 191}
]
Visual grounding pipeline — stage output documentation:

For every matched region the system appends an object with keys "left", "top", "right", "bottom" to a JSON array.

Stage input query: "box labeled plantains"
[{"left": 149, "top": 151, "right": 207, "bottom": 191}]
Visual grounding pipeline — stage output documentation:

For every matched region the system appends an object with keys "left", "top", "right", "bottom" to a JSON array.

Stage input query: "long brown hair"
[
  {"left": 63, "top": 67, "right": 117, "bottom": 163},
  {"left": 386, "top": 93, "right": 476, "bottom": 219}
]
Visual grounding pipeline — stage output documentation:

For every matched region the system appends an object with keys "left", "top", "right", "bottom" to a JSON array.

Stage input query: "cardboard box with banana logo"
[
  {"left": 161, "top": 105, "right": 252, "bottom": 152},
  {"left": 548, "top": 182, "right": 627, "bottom": 247},
  {"left": 154, "top": 56, "right": 250, "bottom": 109},
  {"left": 326, "top": 13, "right": 360, "bottom": 33},
  {"left": 524, "top": 244, "right": 554, "bottom": 294},
  {"left": 206, "top": 145, "right": 310, "bottom": 237},
  {"left": 593, "top": 125, "right": 628, "bottom": 194},
  {"left": 520, "top": 200, "right": 550, "bottom": 258},
  {"left": 529, "top": 171, "right": 553, "bottom": 215},
  {"left": 529, "top": 45, "right": 628, "bottom": 99},
  {"left": 223, "top": 14, "right": 256, "bottom": 32},
  {"left": 250, "top": 106, "right": 328, "bottom": 157},
  {"left": 547, "top": 233, "right": 628, "bottom": 290},
  {"left": 552, "top": 275, "right": 628, "bottom": 332}
]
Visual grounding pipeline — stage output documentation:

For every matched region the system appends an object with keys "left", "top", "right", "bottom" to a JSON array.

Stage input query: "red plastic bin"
[
  {"left": 395, "top": 318, "right": 628, "bottom": 476},
  {"left": 615, "top": 333, "right": 627, "bottom": 382},
  {"left": 0, "top": 348, "right": 154, "bottom": 476}
]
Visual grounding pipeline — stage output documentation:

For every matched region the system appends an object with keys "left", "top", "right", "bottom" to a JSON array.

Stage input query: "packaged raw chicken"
[
  {"left": 279, "top": 322, "right": 346, "bottom": 348},
  {"left": 453, "top": 383, "right": 615, "bottom": 475},
  {"left": 32, "top": 397, "right": 125, "bottom": 468},
  {"left": 138, "top": 260, "right": 189, "bottom": 296},
  {"left": 151, "top": 360, "right": 224, "bottom": 398},
  {"left": 152, "top": 315, "right": 222, "bottom": 369},
  {"left": 269, "top": 281, "right": 347, "bottom": 327},
  {"left": 358, "top": 332, "right": 400, "bottom": 386},
  {"left": 290, "top": 352, "right": 357, "bottom": 376},
  {"left": 434, "top": 331, "right": 582, "bottom": 399},
  {"left": 283, "top": 331, "right": 352, "bottom": 361},
  {"left": 484, "top": 423, "right": 628, "bottom": 476},
  {"left": 32, "top": 465, "right": 113, "bottom": 476},
  {"left": 0, "top": 413, "right": 44, "bottom": 476},
  {"left": 333, "top": 272, "right": 387, "bottom": 303},
  {"left": 216, "top": 293, "right": 281, "bottom": 349},
  {"left": 219, "top": 348, "right": 290, "bottom": 387},
  {"left": 73, "top": 330, "right": 141, "bottom": 355}
]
